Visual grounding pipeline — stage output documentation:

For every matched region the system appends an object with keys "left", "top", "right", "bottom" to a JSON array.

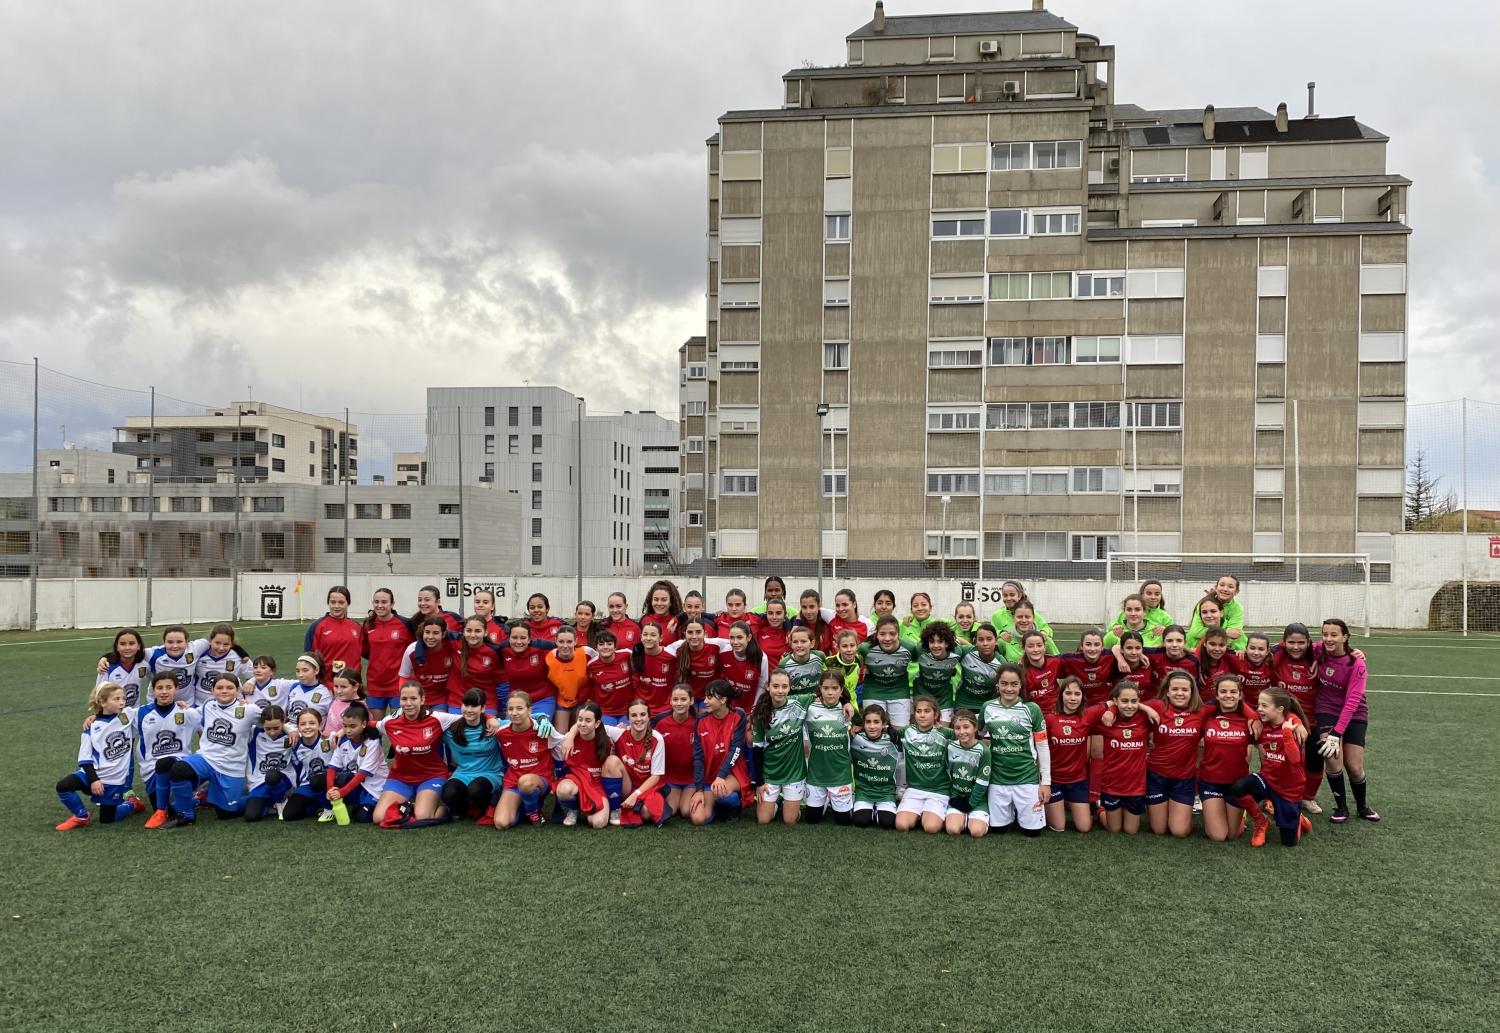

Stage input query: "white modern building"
[
  {"left": 114, "top": 402, "right": 357, "bottom": 486},
  {"left": 618, "top": 411, "right": 681, "bottom": 573},
  {"left": 424, "top": 387, "right": 678, "bottom": 577}
]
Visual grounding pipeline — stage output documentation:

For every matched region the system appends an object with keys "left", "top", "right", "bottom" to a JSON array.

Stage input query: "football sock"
[
  {"left": 602, "top": 777, "right": 624, "bottom": 812},
  {"left": 1327, "top": 771, "right": 1348, "bottom": 811},
  {"left": 1351, "top": 776, "right": 1368, "bottom": 811}
]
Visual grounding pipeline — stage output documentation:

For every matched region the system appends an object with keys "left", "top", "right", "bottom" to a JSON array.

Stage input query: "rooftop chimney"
[
  {"left": 873, "top": 1, "right": 885, "bottom": 33},
  {"left": 1275, "top": 102, "right": 1289, "bottom": 134},
  {"left": 1306, "top": 81, "right": 1318, "bottom": 119},
  {"left": 1202, "top": 104, "right": 1216, "bottom": 142}
]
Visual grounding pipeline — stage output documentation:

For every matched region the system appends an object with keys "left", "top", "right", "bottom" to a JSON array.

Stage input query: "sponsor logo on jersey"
[
  {"left": 207, "top": 718, "right": 237, "bottom": 747},
  {"left": 153, "top": 730, "right": 184, "bottom": 755},
  {"left": 103, "top": 731, "right": 130, "bottom": 761}
]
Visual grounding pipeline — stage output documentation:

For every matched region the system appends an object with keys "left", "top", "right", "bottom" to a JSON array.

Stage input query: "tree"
[{"left": 1405, "top": 448, "right": 1457, "bottom": 529}]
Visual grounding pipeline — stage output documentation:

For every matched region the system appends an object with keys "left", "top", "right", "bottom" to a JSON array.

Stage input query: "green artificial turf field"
[{"left": 1, "top": 622, "right": 1496, "bottom": 1033}]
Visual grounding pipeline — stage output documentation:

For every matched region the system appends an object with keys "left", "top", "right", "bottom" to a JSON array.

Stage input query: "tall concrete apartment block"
[
  {"left": 424, "top": 387, "right": 677, "bottom": 577},
  {"left": 683, "top": 2, "right": 1410, "bottom": 576}
]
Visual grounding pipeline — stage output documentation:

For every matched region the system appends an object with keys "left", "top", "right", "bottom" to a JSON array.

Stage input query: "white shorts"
[
  {"left": 987, "top": 783, "right": 1046, "bottom": 830},
  {"left": 868, "top": 698, "right": 911, "bottom": 727},
  {"left": 965, "top": 806, "right": 991, "bottom": 827},
  {"left": 852, "top": 800, "right": 898, "bottom": 816},
  {"left": 758, "top": 780, "right": 806, "bottom": 804},
  {"left": 898, "top": 787, "right": 949, "bottom": 817},
  {"left": 804, "top": 783, "right": 853, "bottom": 812}
]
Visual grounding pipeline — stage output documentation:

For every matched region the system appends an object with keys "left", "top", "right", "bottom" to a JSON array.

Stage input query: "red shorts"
[
  {"left": 502, "top": 768, "right": 552, "bottom": 794},
  {"left": 563, "top": 766, "right": 607, "bottom": 814}
]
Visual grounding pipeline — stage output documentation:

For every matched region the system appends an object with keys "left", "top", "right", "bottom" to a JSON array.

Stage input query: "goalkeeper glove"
[{"left": 1318, "top": 733, "right": 1342, "bottom": 759}]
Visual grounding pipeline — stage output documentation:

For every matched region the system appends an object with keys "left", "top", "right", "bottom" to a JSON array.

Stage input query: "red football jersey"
[
  {"left": 587, "top": 652, "right": 636, "bottom": 717},
  {"left": 715, "top": 647, "right": 764, "bottom": 703},
  {"left": 500, "top": 644, "right": 554, "bottom": 702},
  {"left": 1255, "top": 722, "right": 1305, "bottom": 801},
  {"left": 1145, "top": 651, "right": 1199, "bottom": 701},
  {"left": 826, "top": 615, "right": 870, "bottom": 655},
  {"left": 306, "top": 615, "right": 364, "bottom": 687},
  {"left": 640, "top": 612, "right": 679, "bottom": 646},
  {"left": 1115, "top": 658, "right": 1155, "bottom": 700},
  {"left": 652, "top": 712, "right": 698, "bottom": 785},
  {"left": 1060, "top": 652, "right": 1116, "bottom": 706},
  {"left": 610, "top": 725, "right": 665, "bottom": 788},
  {"left": 495, "top": 720, "right": 557, "bottom": 780},
  {"left": 672, "top": 641, "right": 724, "bottom": 702},
  {"left": 363, "top": 616, "right": 415, "bottom": 697},
  {"left": 448, "top": 642, "right": 502, "bottom": 713},
  {"left": 1271, "top": 648, "right": 1318, "bottom": 718},
  {"left": 1194, "top": 649, "right": 1242, "bottom": 694},
  {"left": 399, "top": 640, "right": 456, "bottom": 710},
  {"left": 1046, "top": 708, "right": 1095, "bottom": 785},
  {"left": 1089, "top": 708, "right": 1150, "bottom": 796},
  {"left": 483, "top": 617, "right": 508, "bottom": 648},
  {"left": 1022, "top": 656, "right": 1063, "bottom": 713},
  {"left": 383, "top": 714, "right": 451, "bottom": 783},
  {"left": 604, "top": 617, "right": 641, "bottom": 650},
  {"left": 749, "top": 619, "right": 790, "bottom": 669},
  {"left": 1145, "top": 702, "right": 1208, "bottom": 780},
  {"left": 1236, "top": 658, "right": 1274, "bottom": 707},
  {"left": 1198, "top": 706, "right": 1253, "bottom": 785},
  {"left": 632, "top": 650, "right": 677, "bottom": 713},
  {"left": 563, "top": 732, "right": 609, "bottom": 782},
  {"left": 525, "top": 616, "right": 564, "bottom": 642},
  {"left": 694, "top": 708, "right": 748, "bottom": 789}
]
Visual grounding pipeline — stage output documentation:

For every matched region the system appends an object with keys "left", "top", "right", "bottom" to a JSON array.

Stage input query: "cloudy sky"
[{"left": 0, "top": 0, "right": 1495, "bottom": 471}]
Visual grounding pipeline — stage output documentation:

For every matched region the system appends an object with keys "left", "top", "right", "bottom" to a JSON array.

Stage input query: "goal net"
[{"left": 1104, "top": 552, "right": 1373, "bottom": 637}]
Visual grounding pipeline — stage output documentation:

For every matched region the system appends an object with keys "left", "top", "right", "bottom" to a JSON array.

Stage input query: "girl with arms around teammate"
[
  {"left": 609, "top": 700, "right": 670, "bottom": 827},
  {"left": 750, "top": 669, "right": 810, "bottom": 826},
  {"left": 1198, "top": 674, "right": 1255, "bottom": 843},
  {"left": 1044, "top": 677, "right": 1094, "bottom": 834},
  {"left": 324, "top": 702, "right": 388, "bottom": 824},
  {"left": 1089, "top": 682, "right": 1151, "bottom": 834},
  {"left": 373, "top": 681, "right": 467, "bottom": 828},
  {"left": 441, "top": 688, "right": 507, "bottom": 826},
  {"left": 1233, "top": 686, "right": 1313, "bottom": 848},
  {"left": 554, "top": 702, "right": 628, "bottom": 828},
  {"left": 55, "top": 684, "right": 144, "bottom": 831},
  {"left": 493, "top": 691, "right": 565, "bottom": 830},
  {"left": 162, "top": 673, "right": 264, "bottom": 829},
  {"left": 135, "top": 669, "right": 202, "bottom": 828},
  {"left": 653, "top": 685, "right": 699, "bottom": 820},
  {"left": 414, "top": 584, "right": 463, "bottom": 634}
]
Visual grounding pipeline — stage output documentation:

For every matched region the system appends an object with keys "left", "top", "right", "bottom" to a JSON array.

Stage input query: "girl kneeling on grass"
[
  {"left": 162, "top": 674, "right": 264, "bottom": 830},
  {"left": 374, "top": 682, "right": 465, "bottom": 828},
  {"left": 751, "top": 670, "right": 810, "bottom": 826},
  {"left": 896, "top": 696, "right": 952, "bottom": 834},
  {"left": 493, "top": 691, "right": 565, "bottom": 830},
  {"left": 803, "top": 671, "right": 857, "bottom": 826},
  {"left": 944, "top": 710, "right": 990, "bottom": 837},
  {"left": 654, "top": 685, "right": 699, "bottom": 820},
  {"left": 280, "top": 709, "right": 337, "bottom": 822},
  {"left": 555, "top": 702, "right": 628, "bottom": 828},
  {"left": 243, "top": 706, "right": 295, "bottom": 823},
  {"left": 324, "top": 702, "right": 387, "bottom": 824},
  {"left": 1198, "top": 674, "right": 1255, "bottom": 842},
  {"left": 441, "top": 689, "right": 507, "bottom": 826},
  {"left": 55, "top": 684, "right": 144, "bottom": 831},
  {"left": 1233, "top": 686, "right": 1314, "bottom": 848},
  {"left": 850, "top": 705, "right": 901, "bottom": 829},
  {"left": 608, "top": 700, "right": 671, "bottom": 827},
  {"left": 689, "top": 680, "right": 749, "bottom": 826}
]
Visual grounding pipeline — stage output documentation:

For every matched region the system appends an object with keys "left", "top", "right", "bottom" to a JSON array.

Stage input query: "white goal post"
[{"left": 1104, "top": 552, "right": 1373, "bottom": 637}]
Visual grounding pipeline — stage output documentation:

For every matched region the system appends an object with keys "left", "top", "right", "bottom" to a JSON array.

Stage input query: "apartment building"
[
  {"left": 114, "top": 402, "right": 357, "bottom": 486},
  {"left": 424, "top": 387, "right": 678, "bottom": 577},
  {"left": 684, "top": 1, "right": 1410, "bottom": 575},
  {"left": 392, "top": 452, "right": 427, "bottom": 486},
  {"left": 0, "top": 449, "right": 519, "bottom": 578},
  {"left": 618, "top": 411, "right": 682, "bottom": 573}
]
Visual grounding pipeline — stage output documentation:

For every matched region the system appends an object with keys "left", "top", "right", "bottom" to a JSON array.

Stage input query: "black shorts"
[
  {"left": 947, "top": 796, "right": 973, "bottom": 815},
  {"left": 1316, "top": 715, "right": 1367, "bottom": 748}
]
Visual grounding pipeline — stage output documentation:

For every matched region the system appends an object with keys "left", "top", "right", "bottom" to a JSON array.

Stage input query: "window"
[
  {"left": 1358, "top": 400, "right": 1405, "bottom": 429},
  {"left": 167, "top": 497, "right": 196, "bottom": 513},
  {"left": 260, "top": 532, "right": 287, "bottom": 561},
  {"left": 196, "top": 430, "right": 215, "bottom": 443},
  {"left": 1028, "top": 403, "right": 1071, "bottom": 429},
  {"left": 353, "top": 537, "right": 381, "bottom": 554},
  {"left": 925, "top": 471, "right": 979, "bottom": 495},
  {"left": 325, "top": 503, "right": 346, "bottom": 519},
  {"left": 932, "top": 142, "right": 987, "bottom": 173},
  {"left": 925, "top": 533, "right": 978, "bottom": 558},
  {"left": 1359, "top": 332, "right": 1405, "bottom": 362},
  {"left": 686, "top": 511, "right": 705, "bottom": 526},
  {"left": 684, "top": 400, "right": 707, "bottom": 417},
  {"left": 1123, "top": 468, "right": 1183, "bottom": 495},
  {"left": 989, "top": 208, "right": 1025, "bottom": 237},
  {"left": 508, "top": 434, "right": 519, "bottom": 454},
  {"left": 824, "top": 215, "right": 850, "bottom": 242},
  {"left": 721, "top": 471, "right": 758, "bottom": 495},
  {"left": 988, "top": 336, "right": 1070, "bottom": 366},
  {"left": 930, "top": 275, "right": 984, "bottom": 302},
  {"left": 130, "top": 496, "right": 154, "bottom": 513},
  {"left": 1254, "top": 468, "right": 1285, "bottom": 496},
  {"left": 379, "top": 537, "right": 406, "bottom": 555},
  {"left": 718, "top": 407, "right": 758, "bottom": 433},
  {"left": 532, "top": 434, "right": 543, "bottom": 454},
  {"left": 990, "top": 142, "right": 1031, "bottom": 171},
  {"left": 1239, "top": 147, "right": 1268, "bottom": 179},
  {"left": 438, "top": 538, "right": 460, "bottom": 550},
  {"left": 1033, "top": 141, "right": 1083, "bottom": 169},
  {"left": 927, "top": 408, "right": 982, "bottom": 431},
  {"left": 271, "top": 433, "right": 285, "bottom": 448},
  {"left": 719, "top": 217, "right": 762, "bottom": 244},
  {"left": 483, "top": 405, "right": 495, "bottom": 427},
  {"left": 1071, "top": 534, "right": 1121, "bottom": 561},
  {"left": 987, "top": 530, "right": 1068, "bottom": 560},
  {"left": 1074, "top": 336, "right": 1122, "bottom": 364},
  {"left": 508, "top": 406, "right": 519, "bottom": 427},
  {"left": 48, "top": 496, "right": 80, "bottom": 513},
  {"left": 354, "top": 503, "right": 381, "bottom": 519},
  {"left": 1256, "top": 334, "right": 1286, "bottom": 363},
  {"left": 823, "top": 279, "right": 851, "bottom": 306},
  {"left": 531, "top": 406, "right": 542, "bottom": 427},
  {"left": 719, "top": 343, "right": 761, "bottom": 372},
  {"left": 531, "top": 518, "right": 543, "bottom": 538},
  {"left": 323, "top": 537, "right": 344, "bottom": 554},
  {"left": 1126, "top": 268, "right": 1186, "bottom": 298},
  {"left": 1253, "top": 532, "right": 1284, "bottom": 558},
  {"left": 931, "top": 211, "right": 985, "bottom": 237},
  {"left": 309, "top": 441, "right": 316, "bottom": 453},
  {"left": 720, "top": 281, "right": 761, "bottom": 308},
  {"left": 211, "top": 496, "right": 236, "bottom": 513},
  {"left": 530, "top": 545, "right": 543, "bottom": 566},
  {"left": 1125, "top": 335, "right": 1185, "bottom": 364},
  {"left": 823, "top": 341, "right": 850, "bottom": 370},
  {"left": 309, "top": 465, "right": 315, "bottom": 477},
  {"left": 1257, "top": 266, "right": 1287, "bottom": 297},
  {"left": 484, "top": 434, "right": 495, "bottom": 455},
  {"left": 927, "top": 343, "right": 984, "bottom": 368},
  {"left": 826, "top": 147, "right": 852, "bottom": 176},
  {"left": 1029, "top": 469, "right": 1069, "bottom": 494},
  {"left": 390, "top": 503, "right": 410, "bottom": 520},
  {"left": 1360, "top": 264, "right": 1406, "bottom": 295},
  {"left": 1072, "top": 402, "right": 1122, "bottom": 429},
  {"left": 1030, "top": 208, "right": 1080, "bottom": 235},
  {"left": 531, "top": 491, "right": 542, "bottom": 510},
  {"left": 1255, "top": 401, "right": 1286, "bottom": 429},
  {"left": 822, "top": 470, "right": 847, "bottom": 496},
  {"left": 1129, "top": 401, "right": 1183, "bottom": 429},
  {"left": 989, "top": 271, "right": 1071, "bottom": 301},
  {"left": 1075, "top": 271, "right": 1125, "bottom": 299},
  {"left": 686, "top": 438, "right": 706, "bottom": 453},
  {"left": 531, "top": 463, "right": 542, "bottom": 483},
  {"left": 984, "top": 470, "right": 1027, "bottom": 494},
  {"left": 88, "top": 497, "right": 119, "bottom": 513},
  {"left": 438, "top": 502, "right": 460, "bottom": 516},
  {"left": 985, "top": 404, "right": 1028, "bottom": 431}
]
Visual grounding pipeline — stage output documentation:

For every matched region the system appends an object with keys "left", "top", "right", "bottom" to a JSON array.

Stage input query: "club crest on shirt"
[
  {"left": 1062, "top": 724, "right": 1072, "bottom": 735},
  {"left": 1123, "top": 728, "right": 1132, "bottom": 739},
  {"left": 175, "top": 712, "right": 185, "bottom": 725},
  {"left": 1220, "top": 720, "right": 1230, "bottom": 730},
  {"left": 1174, "top": 716, "right": 1184, "bottom": 727},
  {"left": 235, "top": 706, "right": 245, "bottom": 718}
]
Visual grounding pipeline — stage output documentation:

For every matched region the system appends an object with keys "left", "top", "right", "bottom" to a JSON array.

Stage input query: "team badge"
[
  {"left": 1063, "top": 725, "right": 1072, "bottom": 735},
  {"left": 269, "top": 687, "right": 279, "bottom": 698},
  {"left": 332, "top": 660, "right": 346, "bottom": 672},
  {"left": 175, "top": 712, "right": 185, "bottom": 725},
  {"left": 1174, "top": 717, "right": 1183, "bottom": 727},
  {"left": 185, "top": 653, "right": 195, "bottom": 663},
  {"left": 1220, "top": 720, "right": 1230, "bottom": 730},
  {"left": 1123, "top": 728, "right": 1132, "bottom": 739},
  {"left": 235, "top": 706, "right": 245, "bottom": 718},
  {"left": 359, "top": 744, "right": 368, "bottom": 757}
]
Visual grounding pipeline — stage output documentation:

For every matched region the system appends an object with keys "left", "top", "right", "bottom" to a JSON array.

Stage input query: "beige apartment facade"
[{"left": 681, "top": 3, "right": 1409, "bottom": 577}]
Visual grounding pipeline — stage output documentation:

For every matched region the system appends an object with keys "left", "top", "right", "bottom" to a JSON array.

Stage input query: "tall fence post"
[
  {"left": 145, "top": 386, "right": 156, "bottom": 628},
  {"left": 456, "top": 406, "right": 464, "bottom": 598},
  {"left": 342, "top": 408, "right": 351, "bottom": 588},
  {"left": 1460, "top": 397, "right": 1469, "bottom": 637},
  {"left": 576, "top": 396, "right": 584, "bottom": 600},
  {"left": 29, "top": 358, "right": 39, "bottom": 631}
]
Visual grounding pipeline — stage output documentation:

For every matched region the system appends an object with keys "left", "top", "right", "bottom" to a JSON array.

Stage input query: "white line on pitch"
[{"left": 1367, "top": 689, "right": 1499, "bottom": 697}]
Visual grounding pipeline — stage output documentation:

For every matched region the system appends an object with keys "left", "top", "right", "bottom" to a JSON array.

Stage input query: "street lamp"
[
  {"left": 231, "top": 406, "right": 255, "bottom": 620},
  {"left": 940, "top": 494, "right": 952, "bottom": 580},
  {"left": 816, "top": 402, "right": 830, "bottom": 596}
]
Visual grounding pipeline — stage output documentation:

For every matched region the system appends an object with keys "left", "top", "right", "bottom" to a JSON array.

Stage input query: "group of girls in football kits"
[{"left": 58, "top": 576, "right": 1378, "bottom": 847}]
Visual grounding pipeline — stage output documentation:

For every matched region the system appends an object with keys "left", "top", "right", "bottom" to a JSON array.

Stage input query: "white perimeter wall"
[{"left": 3, "top": 535, "right": 1496, "bottom": 632}]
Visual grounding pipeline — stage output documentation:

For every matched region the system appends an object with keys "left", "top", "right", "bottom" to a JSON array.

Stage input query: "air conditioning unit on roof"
[{"left": 979, "top": 40, "right": 1000, "bottom": 55}]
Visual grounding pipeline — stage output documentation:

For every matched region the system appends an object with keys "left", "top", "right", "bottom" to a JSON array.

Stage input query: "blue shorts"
[
  {"left": 529, "top": 699, "right": 557, "bottom": 720},
  {"left": 1146, "top": 770, "right": 1197, "bottom": 806},
  {"left": 601, "top": 714, "right": 628, "bottom": 728},
  {"left": 178, "top": 754, "right": 247, "bottom": 811},
  {"left": 71, "top": 778, "right": 131, "bottom": 806},
  {"left": 367, "top": 696, "right": 399, "bottom": 711},
  {"left": 247, "top": 781, "right": 292, "bottom": 802},
  {"left": 1198, "top": 780, "right": 1235, "bottom": 801},
  {"left": 384, "top": 777, "right": 446, "bottom": 800},
  {"left": 449, "top": 769, "right": 504, "bottom": 788},
  {"left": 1248, "top": 773, "right": 1302, "bottom": 829},
  {"left": 1099, "top": 793, "right": 1145, "bottom": 815},
  {"left": 1049, "top": 779, "right": 1090, "bottom": 805},
  {"left": 699, "top": 790, "right": 742, "bottom": 823},
  {"left": 666, "top": 782, "right": 695, "bottom": 791}
]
